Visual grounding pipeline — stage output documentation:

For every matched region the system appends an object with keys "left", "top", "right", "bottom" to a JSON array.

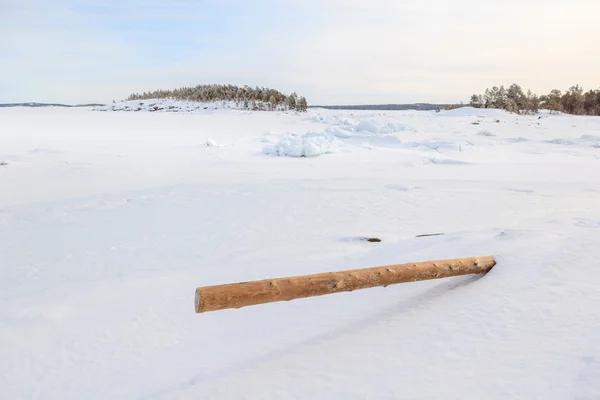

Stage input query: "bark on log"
[{"left": 195, "top": 256, "right": 495, "bottom": 313}]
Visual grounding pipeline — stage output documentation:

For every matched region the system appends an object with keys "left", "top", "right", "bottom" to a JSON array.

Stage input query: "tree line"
[
  {"left": 125, "top": 84, "right": 308, "bottom": 112},
  {"left": 469, "top": 84, "right": 600, "bottom": 115}
]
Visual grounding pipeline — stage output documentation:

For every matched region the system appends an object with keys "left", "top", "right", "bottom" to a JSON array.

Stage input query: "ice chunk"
[{"left": 263, "top": 132, "right": 339, "bottom": 157}]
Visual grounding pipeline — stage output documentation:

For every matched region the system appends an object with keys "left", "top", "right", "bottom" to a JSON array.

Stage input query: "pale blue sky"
[{"left": 1, "top": 0, "right": 599, "bottom": 104}]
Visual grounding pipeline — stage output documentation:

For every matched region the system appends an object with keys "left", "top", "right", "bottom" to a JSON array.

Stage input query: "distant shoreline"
[
  {"left": 0, "top": 102, "right": 105, "bottom": 108},
  {"left": 309, "top": 103, "right": 450, "bottom": 111},
  {"left": 1, "top": 102, "right": 450, "bottom": 111}
]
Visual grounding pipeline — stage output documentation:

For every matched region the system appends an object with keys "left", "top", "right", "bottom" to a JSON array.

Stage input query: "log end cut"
[{"left": 195, "top": 289, "right": 201, "bottom": 313}]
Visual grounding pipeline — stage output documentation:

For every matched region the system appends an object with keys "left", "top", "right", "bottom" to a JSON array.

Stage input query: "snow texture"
[
  {"left": 1, "top": 105, "right": 600, "bottom": 400},
  {"left": 263, "top": 131, "right": 339, "bottom": 157},
  {"left": 94, "top": 98, "right": 277, "bottom": 113}
]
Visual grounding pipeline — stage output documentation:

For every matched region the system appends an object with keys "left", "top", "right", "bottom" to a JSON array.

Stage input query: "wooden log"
[{"left": 195, "top": 256, "right": 495, "bottom": 313}]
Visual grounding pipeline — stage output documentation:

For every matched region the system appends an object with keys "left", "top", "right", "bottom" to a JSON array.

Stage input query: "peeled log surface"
[{"left": 195, "top": 256, "right": 496, "bottom": 313}]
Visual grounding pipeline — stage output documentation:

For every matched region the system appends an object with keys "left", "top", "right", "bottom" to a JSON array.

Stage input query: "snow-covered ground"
[
  {"left": 94, "top": 98, "right": 288, "bottom": 113},
  {"left": 1, "top": 105, "right": 600, "bottom": 399}
]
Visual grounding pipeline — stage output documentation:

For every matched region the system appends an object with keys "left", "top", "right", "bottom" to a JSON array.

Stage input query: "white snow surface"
[
  {"left": 94, "top": 98, "right": 290, "bottom": 113},
  {"left": 263, "top": 131, "right": 339, "bottom": 157},
  {"left": 2, "top": 106, "right": 600, "bottom": 399},
  {"left": 94, "top": 98, "right": 238, "bottom": 113}
]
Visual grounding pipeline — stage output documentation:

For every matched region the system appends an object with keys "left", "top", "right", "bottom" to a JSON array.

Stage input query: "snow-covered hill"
[{"left": 1, "top": 106, "right": 600, "bottom": 399}]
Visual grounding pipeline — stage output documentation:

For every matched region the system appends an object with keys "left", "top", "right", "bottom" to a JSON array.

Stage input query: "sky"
[{"left": 1, "top": 0, "right": 599, "bottom": 105}]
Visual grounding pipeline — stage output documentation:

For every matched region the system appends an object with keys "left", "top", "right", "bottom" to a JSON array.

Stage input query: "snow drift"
[
  {"left": 263, "top": 131, "right": 339, "bottom": 157},
  {"left": 308, "top": 114, "right": 410, "bottom": 136}
]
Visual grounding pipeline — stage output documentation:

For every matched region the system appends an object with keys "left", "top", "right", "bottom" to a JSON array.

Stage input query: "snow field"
[{"left": 1, "top": 105, "right": 600, "bottom": 399}]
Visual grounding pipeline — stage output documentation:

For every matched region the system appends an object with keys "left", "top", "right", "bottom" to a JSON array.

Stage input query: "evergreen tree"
[
  {"left": 124, "top": 84, "right": 307, "bottom": 112},
  {"left": 297, "top": 97, "right": 308, "bottom": 112},
  {"left": 469, "top": 94, "right": 483, "bottom": 108},
  {"left": 483, "top": 89, "right": 493, "bottom": 108},
  {"left": 561, "top": 85, "right": 584, "bottom": 115},
  {"left": 470, "top": 84, "right": 599, "bottom": 116},
  {"left": 540, "top": 89, "right": 562, "bottom": 113},
  {"left": 287, "top": 94, "right": 297, "bottom": 110},
  {"left": 506, "top": 84, "right": 526, "bottom": 112}
]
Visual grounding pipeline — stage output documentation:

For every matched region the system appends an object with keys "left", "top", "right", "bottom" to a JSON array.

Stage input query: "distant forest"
[
  {"left": 469, "top": 84, "right": 600, "bottom": 116},
  {"left": 126, "top": 84, "right": 308, "bottom": 112}
]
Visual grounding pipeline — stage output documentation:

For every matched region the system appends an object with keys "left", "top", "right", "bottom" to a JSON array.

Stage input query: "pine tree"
[
  {"left": 287, "top": 94, "right": 297, "bottom": 110},
  {"left": 469, "top": 94, "right": 483, "bottom": 108},
  {"left": 541, "top": 89, "right": 562, "bottom": 113},
  {"left": 297, "top": 97, "right": 308, "bottom": 112},
  {"left": 561, "top": 85, "right": 584, "bottom": 115},
  {"left": 524, "top": 90, "right": 539, "bottom": 114},
  {"left": 483, "top": 89, "right": 493, "bottom": 108},
  {"left": 506, "top": 84, "right": 526, "bottom": 112},
  {"left": 497, "top": 86, "right": 507, "bottom": 109}
]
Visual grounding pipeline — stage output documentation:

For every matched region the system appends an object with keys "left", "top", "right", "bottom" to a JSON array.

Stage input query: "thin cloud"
[{"left": 1, "top": 0, "right": 599, "bottom": 104}]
